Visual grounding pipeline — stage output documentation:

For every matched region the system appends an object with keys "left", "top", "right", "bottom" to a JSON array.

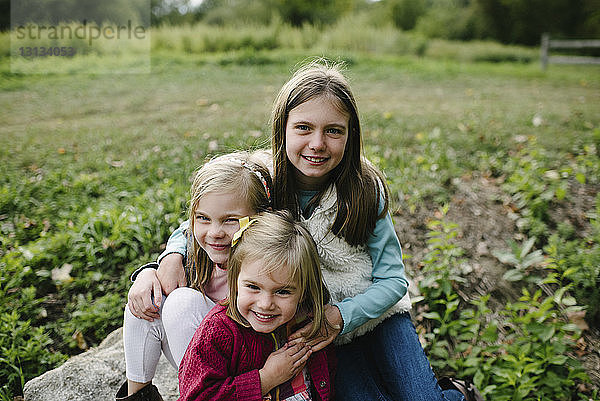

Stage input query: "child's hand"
[
  {"left": 259, "top": 338, "right": 312, "bottom": 395},
  {"left": 127, "top": 268, "right": 162, "bottom": 321},
  {"left": 157, "top": 253, "right": 186, "bottom": 295},
  {"left": 288, "top": 304, "right": 342, "bottom": 352}
]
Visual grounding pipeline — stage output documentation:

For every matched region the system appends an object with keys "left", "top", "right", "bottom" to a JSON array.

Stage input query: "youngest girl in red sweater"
[{"left": 178, "top": 211, "right": 335, "bottom": 401}]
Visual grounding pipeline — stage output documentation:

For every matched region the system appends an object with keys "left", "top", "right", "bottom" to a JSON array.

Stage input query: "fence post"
[{"left": 541, "top": 33, "right": 549, "bottom": 70}]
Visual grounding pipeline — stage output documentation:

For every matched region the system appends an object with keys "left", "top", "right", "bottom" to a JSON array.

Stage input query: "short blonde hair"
[
  {"left": 225, "top": 210, "right": 330, "bottom": 339},
  {"left": 187, "top": 151, "right": 272, "bottom": 292}
]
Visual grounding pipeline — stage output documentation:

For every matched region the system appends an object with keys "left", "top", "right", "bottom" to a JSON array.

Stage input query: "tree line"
[{"left": 2, "top": 0, "right": 600, "bottom": 50}]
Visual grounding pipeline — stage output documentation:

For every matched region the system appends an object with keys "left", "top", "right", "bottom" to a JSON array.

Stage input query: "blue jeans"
[{"left": 334, "top": 312, "right": 464, "bottom": 401}]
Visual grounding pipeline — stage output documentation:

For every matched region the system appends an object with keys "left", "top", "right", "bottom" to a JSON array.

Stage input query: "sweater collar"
[{"left": 299, "top": 184, "right": 337, "bottom": 219}]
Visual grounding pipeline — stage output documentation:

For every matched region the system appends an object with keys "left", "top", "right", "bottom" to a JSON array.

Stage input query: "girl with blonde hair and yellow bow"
[
  {"left": 118, "top": 151, "right": 272, "bottom": 401},
  {"left": 179, "top": 210, "right": 335, "bottom": 401}
]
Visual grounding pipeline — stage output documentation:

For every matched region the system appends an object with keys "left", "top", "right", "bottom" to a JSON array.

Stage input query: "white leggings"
[{"left": 123, "top": 287, "right": 215, "bottom": 383}]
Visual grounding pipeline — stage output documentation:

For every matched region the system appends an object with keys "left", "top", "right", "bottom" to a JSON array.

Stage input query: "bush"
[
  {"left": 484, "top": 135, "right": 600, "bottom": 330},
  {"left": 389, "top": 0, "right": 426, "bottom": 31},
  {"left": 417, "top": 209, "right": 592, "bottom": 400},
  {"left": 415, "top": 3, "right": 479, "bottom": 41},
  {"left": 545, "top": 195, "right": 600, "bottom": 327},
  {"left": 0, "top": 310, "right": 67, "bottom": 398},
  {"left": 0, "top": 252, "right": 67, "bottom": 398}
]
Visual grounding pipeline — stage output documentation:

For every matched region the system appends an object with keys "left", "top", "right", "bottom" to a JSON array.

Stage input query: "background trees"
[{"left": 2, "top": 0, "right": 599, "bottom": 45}]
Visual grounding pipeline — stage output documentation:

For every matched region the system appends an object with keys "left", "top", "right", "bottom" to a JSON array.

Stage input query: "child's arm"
[
  {"left": 126, "top": 221, "right": 188, "bottom": 319},
  {"left": 335, "top": 211, "right": 408, "bottom": 334},
  {"left": 157, "top": 253, "right": 186, "bottom": 295},
  {"left": 288, "top": 304, "right": 342, "bottom": 351},
  {"left": 156, "top": 221, "right": 188, "bottom": 294},
  {"left": 289, "top": 212, "right": 408, "bottom": 343},
  {"left": 127, "top": 267, "right": 162, "bottom": 321}
]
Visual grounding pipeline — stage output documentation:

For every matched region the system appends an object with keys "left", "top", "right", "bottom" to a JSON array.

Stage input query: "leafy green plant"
[
  {"left": 502, "top": 138, "right": 570, "bottom": 240},
  {"left": 492, "top": 236, "right": 545, "bottom": 282},
  {"left": 486, "top": 288, "right": 587, "bottom": 400},
  {"left": 417, "top": 209, "right": 594, "bottom": 400},
  {"left": 57, "top": 292, "right": 127, "bottom": 350},
  {"left": 543, "top": 194, "right": 600, "bottom": 326},
  {"left": 0, "top": 310, "right": 66, "bottom": 398},
  {"left": 494, "top": 135, "right": 600, "bottom": 329}
]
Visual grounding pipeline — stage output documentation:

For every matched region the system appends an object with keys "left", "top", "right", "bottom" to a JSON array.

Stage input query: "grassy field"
[{"left": 1, "top": 27, "right": 600, "bottom": 400}]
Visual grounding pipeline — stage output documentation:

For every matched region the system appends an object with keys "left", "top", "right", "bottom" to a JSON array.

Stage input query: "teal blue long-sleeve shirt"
[{"left": 158, "top": 198, "right": 409, "bottom": 336}]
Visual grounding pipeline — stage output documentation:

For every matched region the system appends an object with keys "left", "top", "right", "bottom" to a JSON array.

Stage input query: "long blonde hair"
[
  {"left": 270, "top": 60, "right": 389, "bottom": 246},
  {"left": 186, "top": 151, "right": 272, "bottom": 293},
  {"left": 225, "top": 210, "right": 330, "bottom": 340}
]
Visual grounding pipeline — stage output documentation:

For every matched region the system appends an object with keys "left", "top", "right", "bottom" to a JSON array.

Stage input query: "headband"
[{"left": 229, "top": 158, "right": 271, "bottom": 203}]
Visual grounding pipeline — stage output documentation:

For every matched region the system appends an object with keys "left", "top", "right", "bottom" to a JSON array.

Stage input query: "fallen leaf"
[
  {"left": 543, "top": 170, "right": 560, "bottom": 180},
  {"left": 514, "top": 135, "right": 528, "bottom": 143},
  {"left": 73, "top": 330, "right": 88, "bottom": 350},
  {"left": 568, "top": 310, "right": 589, "bottom": 331},
  {"left": 52, "top": 263, "right": 73, "bottom": 283},
  {"left": 576, "top": 337, "right": 587, "bottom": 357}
]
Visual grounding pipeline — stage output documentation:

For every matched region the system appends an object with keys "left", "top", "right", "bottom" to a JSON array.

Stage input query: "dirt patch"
[
  {"left": 392, "top": 172, "right": 600, "bottom": 390},
  {"left": 395, "top": 173, "right": 520, "bottom": 305}
]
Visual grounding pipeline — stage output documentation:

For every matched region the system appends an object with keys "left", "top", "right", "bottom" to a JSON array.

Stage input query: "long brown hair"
[
  {"left": 270, "top": 60, "right": 389, "bottom": 246},
  {"left": 186, "top": 151, "right": 272, "bottom": 293},
  {"left": 225, "top": 210, "right": 330, "bottom": 340}
]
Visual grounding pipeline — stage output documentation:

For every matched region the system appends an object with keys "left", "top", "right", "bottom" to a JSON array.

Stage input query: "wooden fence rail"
[{"left": 540, "top": 33, "right": 600, "bottom": 70}]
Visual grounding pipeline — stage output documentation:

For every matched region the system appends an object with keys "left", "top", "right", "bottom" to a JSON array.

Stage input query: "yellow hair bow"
[{"left": 231, "top": 216, "right": 255, "bottom": 247}]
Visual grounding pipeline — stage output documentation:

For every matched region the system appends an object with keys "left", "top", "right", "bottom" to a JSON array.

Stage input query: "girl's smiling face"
[
  {"left": 236, "top": 258, "right": 301, "bottom": 333},
  {"left": 285, "top": 95, "right": 349, "bottom": 189},
  {"left": 193, "top": 191, "right": 254, "bottom": 266}
]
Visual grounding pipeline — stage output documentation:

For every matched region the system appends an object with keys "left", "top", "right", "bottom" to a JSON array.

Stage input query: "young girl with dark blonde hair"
[{"left": 178, "top": 210, "right": 335, "bottom": 401}]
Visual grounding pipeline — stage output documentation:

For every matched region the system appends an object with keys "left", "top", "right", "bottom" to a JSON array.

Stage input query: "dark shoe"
[
  {"left": 115, "top": 381, "right": 164, "bottom": 401},
  {"left": 439, "top": 376, "right": 484, "bottom": 401}
]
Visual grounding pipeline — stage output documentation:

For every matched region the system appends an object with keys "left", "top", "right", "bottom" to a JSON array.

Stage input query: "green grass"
[{"left": 1, "top": 25, "right": 599, "bottom": 399}]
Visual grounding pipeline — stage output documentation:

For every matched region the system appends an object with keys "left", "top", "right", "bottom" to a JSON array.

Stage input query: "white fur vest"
[{"left": 301, "top": 185, "right": 412, "bottom": 344}]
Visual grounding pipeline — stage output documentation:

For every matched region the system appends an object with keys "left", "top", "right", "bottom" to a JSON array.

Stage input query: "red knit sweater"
[{"left": 178, "top": 304, "right": 335, "bottom": 401}]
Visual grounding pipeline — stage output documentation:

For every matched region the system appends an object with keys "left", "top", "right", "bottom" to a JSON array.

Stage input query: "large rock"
[{"left": 24, "top": 328, "right": 179, "bottom": 401}]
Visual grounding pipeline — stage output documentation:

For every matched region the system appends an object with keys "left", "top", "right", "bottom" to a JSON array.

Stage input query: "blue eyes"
[
  {"left": 293, "top": 125, "right": 345, "bottom": 136},
  {"left": 243, "top": 284, "right": 293, "bottom": 296},
  {"left": 195, "top": 216, "right": 240, "bottom": 224}
]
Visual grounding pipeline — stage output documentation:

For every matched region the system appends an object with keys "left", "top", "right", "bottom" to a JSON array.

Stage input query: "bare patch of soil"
[{"left": 392, "top": 172, "right": 600, "bottom": 391}]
